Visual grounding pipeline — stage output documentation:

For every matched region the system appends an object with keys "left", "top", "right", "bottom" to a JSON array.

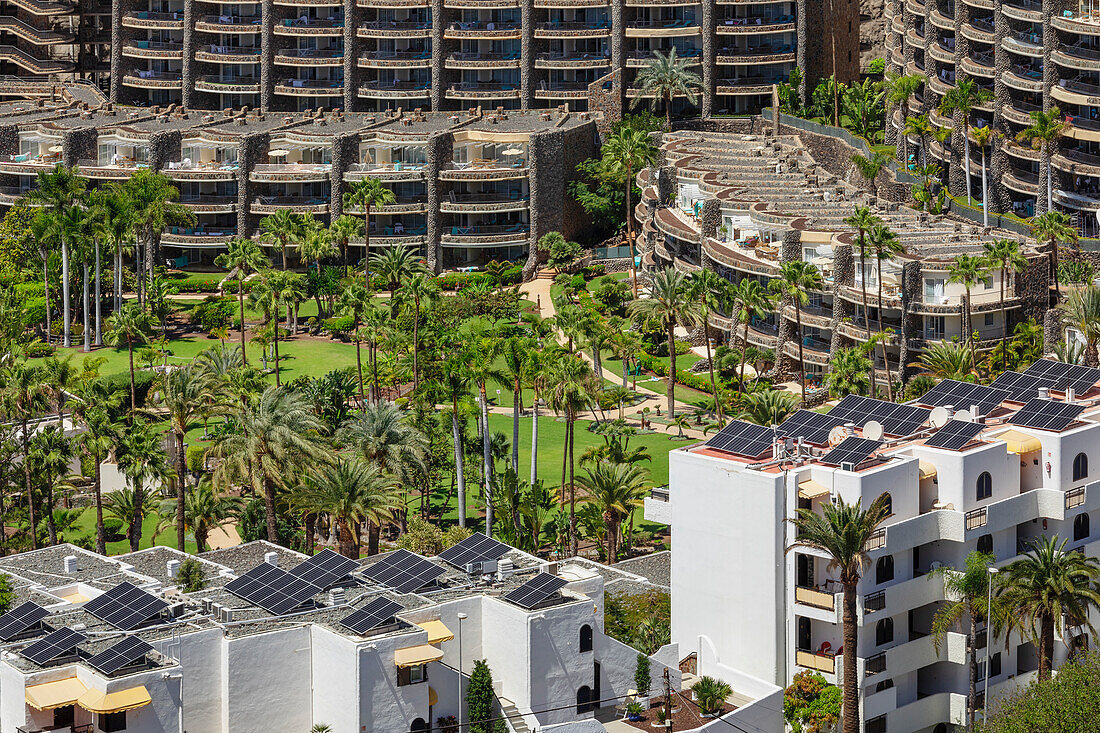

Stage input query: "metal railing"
[
  {"left": 864, "top": 652, "right": 886, "bottom": 676},
  {"left": 864, "top": 590, "right": 886, "bottom": 613},
  {"left": 867, "top": 528, "right": 886, "bottom": 550},
  {"left": 1066, "top": 485, "right": 1086, "bottom": 509},
  {"left": 965, "top": 507, "right": 988, "bottom": 530}
]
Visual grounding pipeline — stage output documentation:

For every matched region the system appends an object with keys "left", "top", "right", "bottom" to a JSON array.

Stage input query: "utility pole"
[{"left": 664, "top": 667, "right": 673, "bottom": 731}]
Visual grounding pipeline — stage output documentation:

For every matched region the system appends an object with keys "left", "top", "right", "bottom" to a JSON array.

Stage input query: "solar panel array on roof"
[
  {"left": 503, "top": 572, "right": 568, "bottom": 610},
  {"left": 340, "top": 597, "right": 403, "bottom": 635},
  {"left": 819, "top": 437, "right": 883, "bottom": 467},
  {"left": 1007, "top": 398, "right": 1085, "bottom": 432},
  {"left": 225, "top": 563, "right": 321, "bottom": 615},
  {"left": 703, "top": 419, "right": 775, "bottom": 457},
  {"left": 289, "top": 549, "right": 360, "bottom": 589},
  {"left": 361, "top": 549, "right": 446, "bottom": 594},
  {"left": 829, "top": 395, "right": 930, "bottom": 436},
  {"left": 85, "top": 636, "right": 153, "bottom": 675},
  {"left": 777, "top": 410, "right": 847, "bottom": 445},
  {"left": 84, "top": 582, "right": 170, "bottom": 631},
  {"left": 924, "top": 420, "right": 985, "bottom": 450},
  {"left": 918, "top": 380, "right": 1010, "bottom": 416},
  {"left": 438, "top": 533, "right": 511, "bottom": 569},
  {"left": 19, "top": 627, "right": 85, "bottom": 665},
  {"left": 0, "top": 602, "right": 49, "bottom": 642},
  {"left": 1024, "top": 359, "right": 1100, "bottom": 395},
  {"left": 990, "top": 371, "right": 1058, "bottom": 403}
]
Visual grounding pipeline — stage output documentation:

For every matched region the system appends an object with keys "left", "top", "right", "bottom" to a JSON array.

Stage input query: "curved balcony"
[
  {"left": 445, "top": 52, "right": 520, "bottom": 69},
  {"left": 1001, "top": 0, "right": 1041, "bottom": 21},
  {"left": 74, "top": 161, "right": 149, "bottom": 180},
  {"left": 1003, "top": 139, "right": 1040, "bottom": 162},
  {"left": 961, "top": 0, "right": 992, "bottom": 8},
  {"left": 438, "top": 163, "right": 528, "bottom": 181},
  {"left": 534, "top": 81, "right": 590, "bottom": 99},
  {"left": 121, "top": 40, "right": 183, "bottom": 59},
  {"left": 959, "top": 53, "right": 994, "bottom": 77},
  {"left": 627, "top": 49, "right": 701, "bottom": 66},
  {"left": 534, "top": 0, "right": 607, "bottom": 6},
  {"left": 905, "top": 26, "right": 924, "bottom": 47},
  {"left": 162, "top": 228, "right": 235, "bottom": 246},
  {"left": 715, "top": 18, "right": 795, "bottom": 34},
  {"left": 194, "top": 75, "right": 261, "bottom": 94},
  {"left": 179, "top": 196, "right": 237, "bottom": 214},
  {"left": 121, "top": 70, "right": 183, "bottom": 89},
  {"left": 444, "top": 0, "right": 518, "bottom": 7},
  {"left": 195, "top": 15, "right": 263, "bottom": 32},
  {"left": 344, "top": 162, "right": 426, "bottom": 181},
  {"left": 927, "top": 40, "right": 955, "bottom": 64},
  {"left": 1054, "top": 45, "right": 1100, "bottom": 73},
  {"left": 345, "top": 197, "right": 427, "bottom": 215},
  {"left": 1002, "top": 32, "right": 1043, "bottom": 58},
  {"left": 357, "top": 0, "right": 428, "bottom": 7},
  {"left": 121, "top": 10, "right": 183, "bottom": 29},
  {"left": 904, "top": 0, "right": 924, "bottom": 14},
  {"left": 273, "top": 18, "right": 344, "bottom": 36},
  {"left": 439, "top": 193, "right": 529, "bottom": 214},
  {"left": 273, "top": 0, "right": 340, "bottom": 5},
  {"left": 358, "top": 20, "right": 432, "bottom": 38},
  {"left": 249, "top": 163, "right": 331, "bottom": 182},
  {"left": 4, "top": 0, "right": 76, "bottom": 16},
  {"left": 358, "top": 50, "right": 432, "bottom": 68},
  {"left": 274, "top": 78, "right": 344, "bottom": 95},
  {"left": 837, "top": 284, "right": 902, "bottom": 309},
  {"left": 0, "top": 16, "right": 74, "bottom": 44},
  {"left": 445, "top": 82, "right": 522, "bottom": 100},
  {"left": 625, "top": 20, "right": 701, "bottom": 37},
  {"left": 1052, "top": 13, "right": 1100, "bottom": 35},
  {"left": 195, "top": 46, "right": 262, "bottom": 63},
  {"left": 444, "top": 21, "right": 522, "bottom": 39},
  {"left": 534, "top": 52, "right": 611, "bottom": 68},
  {"left": 440, "top": 223, "right": 530, "bottom": 245},
  {"left": 1003, "top": 99, "right": 1040, "bottom": 125},
  {"left": 1066, "top": 115, "right": 1100, "bottom": 143},
  {"left": 1052, "top": 77, "right": 1100, "bottom": 108},
  {"left": 250, "top": 196, "right": 329, "bottom": 214},
  {"left": 716, "top": 76, "right": 781, "bottom": 95},
  {"left": 274, "top": 48, "right": 344, "bottom": 65},
  {"left": 1003, "top": 66, "right": 1043, "bottom": 93},
  {"left": 716, "top": 48, "right": 797, "bottom": 65},
  {"left": 959, "top": 18, "right": 994, "bottom": 44},
  {"left": 928, "top": 7, "right": 952, "bottom": 29},
  {"left": 165, "top": 164, "right": 238, "bottom": 181},
  {"left": 357, "top": 80, "right": 431, "bottom": 98},
  {"left": 1002, "top": 168, "right": 1039, "bottom": 195},
  {"left": 1055, "top": 147, "right": 1100, "bottom": 176}
]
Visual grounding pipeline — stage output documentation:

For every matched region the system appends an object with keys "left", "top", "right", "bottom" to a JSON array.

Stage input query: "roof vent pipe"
[
  {"left": 1038, "top": 386, "right": 1051, "bottom": 401},
  {"left": 264, "top": 551, "right": 279, "bottom": 566},
  {"left": 63, "top": 556, "right": 77, "bottom": 573},
  {"left": 844, "top": 422, "right": 857, "bottom": 436}
]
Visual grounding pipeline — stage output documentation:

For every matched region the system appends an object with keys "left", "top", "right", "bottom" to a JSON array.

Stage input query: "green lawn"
[
  {"left": 601, "top": 352, "right": 714, "bottom": 407},
  {"left": 68, "top": 506, "right": 200, "bottom": 555}
]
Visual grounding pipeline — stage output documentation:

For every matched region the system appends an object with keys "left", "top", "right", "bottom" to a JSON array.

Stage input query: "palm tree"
[
  {"left": 885, "top": 71, "right": 926, "bottom": 164},
  {"left": 115, "top": 419, "right": 172, "bottom": 551},
  {"left": 104, "top": 303, "right": 154, "bottom": 414},
  {"left": 912, "top": 340, "right": 976, "bottom": 380},
  {"left": 258, "top": 209, "right": 303, "bottom": 271},
  {"left": 88, "top": 185, "right": 135, "bottom": 342},
  {"left": 343, "top": 178, "right": 396, "bottom": 280},
  {"left": 461, "top": 322, "right": 507, "bottom": 536},
  {"left": 248, "top": 272, "right": 292, "bottom": 386},
  {"left": 869, "top": 224, "right": 905, "bottom": 399},
  {"left": 299, "top": 227, "right": 337, "bottom": 319},
  {"left": 330, "top": 214, "right": 364, "bottom": 277},
  {"left": 948, "top": 254, "right": 989, "bottom": 366},
  {"left": 501, "top": 336, "right": 533, "bottom": 473},
  {"left": 769, "top": 261, "right": 823, "bottom": 403},
  {"left": 971, "top": 126, "right": 995, "bottom": 227},
  {"left": 436, "top": 360, "right": 473, "bottom": 528},
  {"left": 296, "top": 457, "right": 402, "bottom": 557},
  {"left": 102, "top": 487, "right": 160, "bottom": 550},
  {"left": 844, "top": 206, "right": 882, "bottom": 388},
  {"left": 904, "top": 113, "right": 933, "bottom": 167},
  {"left": 1017, "top": 107, "right": 1065, "bottom": 215},
  {"left": 983, "top": 239, "right": 1030, "bottom": 371},
  {"left": 849, "top": 151, "right": 892, "bottom": 198},
  {"left": 155, "top": 365, "right": 205, "bottom": 551},
  {"left": 337, "top": 282, "right": 375, "bottom": 407},
  {"left": 789, "top": 495, "right": 891, "bottom": 733},
  {"left": 939, "top": 79, "right": 993, "bottom": 202},
  {"left": 71, "top": 382, "right": 122, "bottom": 554},
  {"left": 601, "top": 127, "right": 658, "bottom": 297},
  {"left": 824, "top": 347, "right": 872, "bottom": 398},
  {"left": 630, "top": 48, "right": 703, "bottom": 131},
  {"left": 0, "top": 360, "right": 48, "bottom": 550},
  {"left": 184, "top": 479, "right": 241, "bottom": 553},
  {"left": 211, "top": 387, "right": 328, "bottom": 543},
  {"left": 997, "top": 535, "right": 1100, "bottom": 680},
  {"left": 403, "top": 272, "right": 438, "bottom": 390},
  {"left": 1031, "top": 210, "right": 1078, "bottom": 301},
  {"left": 27, "top": 425, "right": 74, "bottom": 545},
  {"left": 215, "top": 238, "right": 269, "bottom": 363},
  {"left": 1061, "top": 286, "right": 1100, "bottom": 367},
  {"left": 686, "top": 269, "right": 729, "bottom": 422},
  {"left": 608, "top": 328, "right": 643, "bottom": 389},
  {"left": 122, "top": 169, "right": 194, "bottom": 285},
  {"left": 738, "top": 388, "right": 798, "bottom": 425},
  {"left": 929, "top": 551, "right": 995, "bottom": 730},
  {"left": 371, "top": 244, "right": 424, "bottom": 307},
  {"left": 576, "top": 461, "right": 648, "bottom": 563},
  {"left": 730, "top": 278, "right": 775, "bottom": 392},
  {"left": 629, "top": 267, "right": 697, "bottom": 416}
]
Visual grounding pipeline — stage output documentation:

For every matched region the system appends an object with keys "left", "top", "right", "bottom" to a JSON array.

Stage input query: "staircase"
[
  {"left": 535, "top": 268, "right": 558, "bottom": 280},
  {"left": 498, "top": 697, "right": 531, "bottom": 733}
]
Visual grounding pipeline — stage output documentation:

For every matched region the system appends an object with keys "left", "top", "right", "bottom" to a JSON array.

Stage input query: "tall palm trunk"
[
  {"left": 702, "top": 318, "right": 722, "bottom": 422},
  {"left": 1049, "top": 234, "right": 1061, "bottom": 301},
  {"left": 61, "top": 237, "right": 71, "bottom": 347},
  {"left": 1038, "top": 611, "right": 1054, "bottom": 680},
  {"left": 22, "top": 419, "right": 37, "bottom": 550},
  {"left": 452, "top": 400, "right": 467, "bottom": 528},
  {"left": 43, "top": 254, "right": 50, "bottom": 345},
  {"left": 841, "top": 580, "right": 859, "bottom": 733},
  {"left": 739, "top": 311, "right": 751, "bottom": 392},
  {"left": 999, "top": 266, "right": 1007, "bottom": 372},
  {"left": 337, "top": 518, "right": 356, "bottom": 559},
  {"left": 271, "top": 314, "right": 281, "bottom": 387},
  {"left": 968, "top": 613, "right": 978, "bottom": 729},
  {"left": 980, "top": 147, "right": 989, "bottom": 227},
  {"left": 94, "top": 241, "right": 102, "bottom": 346},
  {"left": 94, "top": 458, "right": 106, "bottom": 554},
  {"left": 83, "top": 262, "right": 90, "bottom": 352},
  {"left": 480, "top": 385, "right": 493, "bottom": 537},
  {"left": 666, "top": 322, "right": 677, "bottom": 417},
  {"left": 262, "top": 477, "right": 278, "bottom": 543},
  {"left": 129, "top": 480, "right": 143, "bottom": 552},
  {"left": 876, "top": 264, "right": 893, "bottom": 401},
  {"left": 363, "top": 205, "right": 371, "bottom": 281},
  {"left": 963, "top": 118, "right": 973, "bottom": 202},
  {"left": 412, "top": 300, "right": 420, "bottom": 390},
  {"left": 238, "top": 279, "right": 247, "bottom": 363},
  {"left": 511, "top": 377, "right": 521, "bottom": 474},
  {"left": 859, "top": 240, "right": 875, "bottom": 396},
  {"left": 567, "top": 412, "right": 577, "bottom": 556},
  {"left": 626, "top": 163, "right": 638, "bottom": 298},
  {"left": 1044, "top": 141, "right": 1054, "bottom": 214},
  {"left": 530, "top": 397, "right": 539, "bottom": 485},
  {"left": 175, "top": 430, "right": 187, "bottom": 551},
  {"left": 963, "top": 287, "right": 975, "bottom": 366},
  {"left": 126, "top": 337, "right": 137, "bottom": 415},
  {"left": 354, "top": 322, "right": 365, "bottom": 408}
]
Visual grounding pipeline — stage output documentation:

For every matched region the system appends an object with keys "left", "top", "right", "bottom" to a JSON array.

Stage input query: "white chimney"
[
  {"left": 1067, "top": 388, "right": 1076, "bottom": 404},
  {"left": 328, "top": 588, "right": 346, "bottom": 607},
  {"left": 844, "top": 422, "right": 857, "bottom": 436},
  {"left": 497, "top": 559, "right": 514, "bottom": 581},
  {"left": 166, "top": 560, "right": 181, "bottom": 578},
  {"left": 264, "top": 552, "right": 279, "bottom": 566},
  {"left": 63, "top": 555, "right": 77, "bottom": 573},
  {"left": 1038, "top": 387, "right": 1051, "bottom": 400}
]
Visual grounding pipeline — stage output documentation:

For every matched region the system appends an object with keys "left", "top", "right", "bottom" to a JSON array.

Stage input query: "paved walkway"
[{"left": 205, "top": 521, "right": 242, "bottom": 550}]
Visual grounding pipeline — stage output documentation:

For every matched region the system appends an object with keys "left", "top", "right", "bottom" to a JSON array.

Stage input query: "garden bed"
[{"left": 620, "top": 694, "right": 735, "bottom": 731}]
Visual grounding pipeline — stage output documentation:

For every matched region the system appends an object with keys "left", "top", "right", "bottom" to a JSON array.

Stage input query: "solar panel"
[
  {"left": 777, "top": 410, "right": 847, "bottom": 445},
  {"left": 361, "top": 549, "right": 446, "bottom": 594},
  {"left": 0, "top": 602, "right": 49, "bottom": 642},
  {"left": 339, "top": 597, "right": 403, "bottom": 635},
  {"left": 19, "top": 627, "right": 85, "bottom": 665},
  {"left": 289, "top": 549, "right": 360, "bottom": 589},
  {"left": 85, "top": 636, "right": 153, "bottom": 675},
  {"left": 1024, "top": 359, "right": 1100, "bottom": 394},
  {"left": 438, "top": 533, "right": 511, "bottom": 569},
  {"left": 503, "top": 572, "right": 568, "bottom": 610},
  {"left": 829, "top": 395, "right": 930, "bottom": 436},
  {"left": 84, "top": 582, "right": 170, "bottom": 631},
  {"left": 819, "top": 437, "right": 883, "bottom": 467},
  {"left": 924, "top": 420, "right": 986, "bottom": 450},
  {"left": 225, "top": 563, "right": 322, "bottom": 615},
  {"left": 1007, "top": 398, "right": 1085, "bottom": 432},
  {"left": 917, "top": 380, "right": 1010, "bottom": 416},
  {"left": 703, "top": 420, "right": 775, "bottom": 457},
  {"left": 990, "top": 371, "right": 1054, "bottom": 403}
]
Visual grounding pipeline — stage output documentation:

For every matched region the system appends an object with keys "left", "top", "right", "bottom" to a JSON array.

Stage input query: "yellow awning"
[
  {"left": 919, "top": 460, "right": 937, "bottom": 479},
  {"left": 999, "top": 430, "right": 1042, "bottom": 454},
  {"left": 26, "top": 677, "right": 87, "bottom": 710},
  {"left": 797, "top": 479, "right": 830, "bottom": 500},
  {"left": 77, "top": 685, "right": 152, "bottom": 714},
  {"left": 428, "top": 686, "right": 438, "bottom": 706},
  {"left": 417, "top": 619, "right": 454, "bottom": 644},
  {"left": 395, "top": 644, "right": 445, "bottom": 668}
]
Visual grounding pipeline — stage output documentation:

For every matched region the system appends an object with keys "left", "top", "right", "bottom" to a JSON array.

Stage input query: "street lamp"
[
  {"left": 457, "top": 612, "right": 468, "bottom": 731},
  {"left": 984, "top": 566, "right": 999, "bottom": 722}
]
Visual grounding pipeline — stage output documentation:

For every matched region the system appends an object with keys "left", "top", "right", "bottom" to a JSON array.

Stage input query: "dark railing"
[
  {"left": 864, "top": 590, "right": 886, "bottom": 614},
  {"left": 867, "top": 528, "right": 886, "bottom": 550},
  {"left": 965, "top": 507, "right": 988, "bottom": 530},
  {"left": 864, "top": 652, "right": 886, "bottom": 676},
  {"left": 277, "top": 48, "right": 344, "bottom": 58},
  {"left": 1066, "top": 485, "right": 1086, "bottom": 509}
]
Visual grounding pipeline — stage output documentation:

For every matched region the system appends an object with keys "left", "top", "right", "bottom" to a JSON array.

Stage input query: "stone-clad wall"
[
  {"left": 559, "top": 119, "right": 597, "bottom": 242},
  {"left": 898, "top": 259, "right": 922, "bottom": 384},
  {"left": 260, "top": 0, "right": 276, "bottom": 111},
  {"left": 778, "top": 122, "right": 909, "bottom": 202},
  {"left": 830, "top": 243, "right": 854, "bottom": 354},
  {"left": 181, "top": 0, "right": 196, "bottom": 109},
  {"left": 329, "top": 132, "right": 360, "bottom": 219},
  {"left": 237, "top": 132, "right": 270, "bottom": 236},
  {"left": 700, "top": 0, "right": 715, "bottom": 118},
  {"left": 520, "top": 2, "right": 534, "bottom": 111},
  {"left": 344, "top": 0, "right": 361, "bottom": 113},
  {"left": 149, "top": 130, "right": 182, "bottom": 170},
  {"left": 989, "top": 0, "right": 1011, "bottom": 214},
  {"left": 431, "top": 0, "right": 446, "bottom": 112},
  {"left": 699, "top": 198, "right": 720, "bottom": 243},
  {"left": 1018, "top": 254, "right": 1052, "bottom": 324},
  {"left": 62, "top": 126, "right": 98, "bottom": 167},
  {"left": 529, "top": 128, "right": 565, "bottom": 264},
  {"left": 425, "top": 131, "right": 452, "bottom": 274},
  {"left": 0, "top": 125, "right": 19, "bottom": 157}
]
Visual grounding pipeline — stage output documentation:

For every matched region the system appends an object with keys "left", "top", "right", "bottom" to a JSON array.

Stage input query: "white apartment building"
[
  {"left": 651, "top": 360, "right": 1100, "bottom": 733},
  {"left": 0, "top": 536, "right": 678, "bottom": 733}
]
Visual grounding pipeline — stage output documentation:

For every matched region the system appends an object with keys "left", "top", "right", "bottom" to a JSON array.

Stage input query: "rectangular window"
[
  {"left": 990, "top": 652, "right": 1002, "bottom": 677},
  {"left": 924, "top": 316, "right": 945, "bottom": 340},
  {"left": 100, "top": 712, "right": 126, "bottom": 732},
  {"left": 398, "top": 664, "right": 428, "bottom": 686},
  {"left": 985, "top": 313, "right": 994, "bottom": 327},
  {"left": 924, "top": 278, "right": 945, "bottom": 301}
]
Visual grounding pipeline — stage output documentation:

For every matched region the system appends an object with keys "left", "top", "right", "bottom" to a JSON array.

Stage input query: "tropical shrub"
[
  {"left": 176, "top": 559, "right": 206, "bottom": 592},
  {"left": 784, "top": 671, "right": 841, "bottom": 733},
  {"left": 192, "top": 296, "right": 236, "bottom": 336},
  {"left": 691, "top": 676, "right": 732, "bottom": 716}
]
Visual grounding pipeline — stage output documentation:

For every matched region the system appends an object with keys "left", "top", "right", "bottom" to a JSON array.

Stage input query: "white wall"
[
  {"left": 152, "top": 625, "right": 223, "bottom": 733},
  {"left": 224, "top": 625, "right": 312, "bottom": 733}
]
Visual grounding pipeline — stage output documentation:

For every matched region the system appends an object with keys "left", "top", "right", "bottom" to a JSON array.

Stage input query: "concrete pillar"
[
  {"left": 830, "top": 243, "right": 854, "bottom": 354},
  {"left": 110, "top": 0, "right": 123, "bottom": 103}
]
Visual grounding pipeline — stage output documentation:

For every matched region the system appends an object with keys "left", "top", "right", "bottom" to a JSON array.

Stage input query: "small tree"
[
  {"left": 541, "top": 232, "right": 583, "bottom": 272},
  {"left": 691, "top": 676, "right": 732, "bottom": 716},
  {"left": 466, "top": 659, "right": 497, "bottom": 733},
  {"left": 634, "top": 653, "right": 652, "bottom": 696},
  {"left": 0, "top": 573, "right": 13, "bottom": 614},
  {"left": 784, "top": 671, "right": 841, "bottom": 733},
  {"left": 176, "top": 558, "right": 206, "bottom": 592}
]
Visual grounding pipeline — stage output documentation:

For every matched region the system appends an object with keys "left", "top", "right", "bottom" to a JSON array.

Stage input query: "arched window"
[
  {"left": 876, "top": 618, "right": 893, "bottom": 646},
  {"left": 1075, "top": 453, "right": 1089, "bottom": 482},
  {"left": 879, "top": 492, "right": 893, "bottom": 517},
  {"left": 576, "top": 686, "right": 592, "bottom": 714},
  {"left": 934, "top": 725, "right": 948, "bottom": 733},
  {"left": 976, "top": 472, "right": 992, "bottom": 501},
  {"left": 977, "top": 534, "right": 993, "bottom": 555},
  {"left": 410, "top": 719, "right": 428, "bottom": 733},
  {"left": 580, "top": 624, "right": 593, "bottom": 653},
  {"left": 876, "top": 555, "right": 894, "bottom": 584},
  {"left": 1075, "top": 513, "right": 1091, "bottom": 542}
]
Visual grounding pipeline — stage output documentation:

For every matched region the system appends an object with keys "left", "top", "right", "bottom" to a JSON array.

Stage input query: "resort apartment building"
[
  {"left": 649, "top": 365, "right": 1100, "bottom": 732},
  {"left": 0, "top": 536, "right": 701, "bottom": 733},
  {"left": 636, "top": 130, "right": 1048, "bottom": 381},
  {"left": 0, "top": 101, "right": 596, "bottom": 269},
  {"left": 884, "top": 0, "right": 1100, "bottom": 235}
]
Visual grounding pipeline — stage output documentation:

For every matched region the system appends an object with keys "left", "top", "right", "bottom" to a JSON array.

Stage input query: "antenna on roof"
[
  {"left": 929, "top": 406, "right": 950, "bottom": 428},
  {"left": 955, "top": 409, "right": 975, "bottom": 423},
  {"left": 863, "top": 421, "right": 884, "bottom": 441},
  {"left": 827, "top": 426, "right": 848, "bottom": 447}
]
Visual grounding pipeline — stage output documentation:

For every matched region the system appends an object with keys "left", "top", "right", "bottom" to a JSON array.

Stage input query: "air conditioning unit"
[
  {"left": 218, "top": 606, "right": 234, "bottom": 623},
  {"left": 201, "top": 598, "right": 212, "bottom": 616},
  {"left": 840, "top": 462, "right": 856, "bottom": 472},
  {"left": 465, "top": 562, "right": 484, "bottom": 576}
]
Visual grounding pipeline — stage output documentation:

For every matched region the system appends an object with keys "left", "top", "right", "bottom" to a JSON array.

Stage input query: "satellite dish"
[
  {"left": 863, "top": 421, "right": 885, "bottom": 441},
  {"left": 929, "top": 406, "right": 950, "bottom": 428},
  {"left": 956, "top": 409, "right": 975, "bottom": 423},
  {"left": 828, "top": 426, "right": 849, "bottom": 446}
]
